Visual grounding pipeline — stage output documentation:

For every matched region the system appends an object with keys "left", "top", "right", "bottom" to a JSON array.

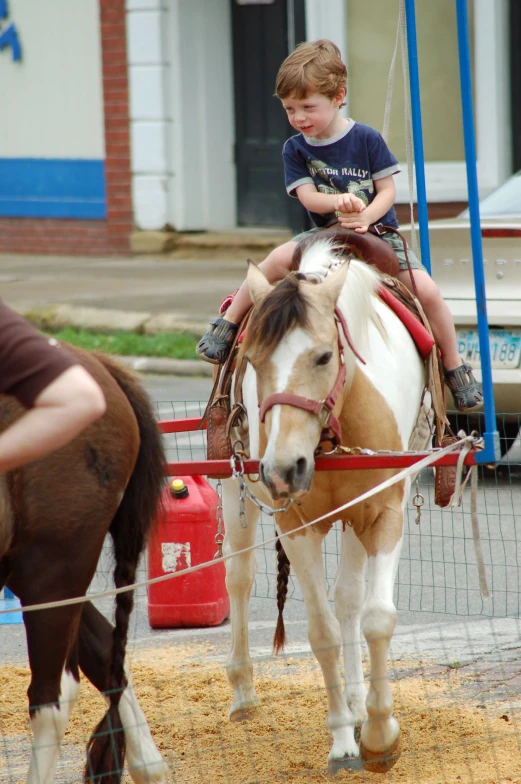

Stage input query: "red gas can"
[{"left": 147, "top": 475, "right": 230, "bottom": 628}]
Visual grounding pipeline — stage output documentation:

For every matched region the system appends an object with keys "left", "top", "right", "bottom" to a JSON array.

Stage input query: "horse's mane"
[
  {"left": 246, "top": 237, "right": 385, "bottom": 363},
  {"left": 300, "top": 236, "right": 386, "bottom": 354},
  {"left": 245, "top": 273, "right": 310, "bottom": 364}
]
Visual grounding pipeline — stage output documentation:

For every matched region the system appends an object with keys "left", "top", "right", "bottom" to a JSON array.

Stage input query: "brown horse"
[{"left": 0, "top": 346, "right": 169, "bottom": 784}]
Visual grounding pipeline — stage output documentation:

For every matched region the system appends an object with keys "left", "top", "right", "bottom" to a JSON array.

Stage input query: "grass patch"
[{"left": 46, "top": 327, "right": 199, "bottom": 360}]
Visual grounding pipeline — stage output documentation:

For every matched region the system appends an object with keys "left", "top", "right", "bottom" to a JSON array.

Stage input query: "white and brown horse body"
[
  {"left": 0, "top": 348, "right": 168, "bottom": 784},
  {"left": 223, "top": 238, "right": 428, "bottom": 771}
]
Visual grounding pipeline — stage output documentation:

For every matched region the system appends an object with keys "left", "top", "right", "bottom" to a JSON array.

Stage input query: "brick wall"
[{"left": 0, "top": 0, "right": 132, "bottom": 256}]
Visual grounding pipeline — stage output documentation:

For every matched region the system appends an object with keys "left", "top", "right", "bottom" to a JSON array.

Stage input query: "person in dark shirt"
[
  {"left": 0, "top": 300, "right": 106, "bottom": 471},
  {"left": 197, "top": 39, "right": 482, "bottom": 412}
]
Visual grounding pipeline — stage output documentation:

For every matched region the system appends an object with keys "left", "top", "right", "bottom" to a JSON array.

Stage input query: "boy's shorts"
[{"left": 291, "top": 226, "right": 426, "bottom": 273}]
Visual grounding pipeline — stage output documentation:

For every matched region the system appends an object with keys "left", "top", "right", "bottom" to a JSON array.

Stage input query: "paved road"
[{"left": 0, "top": 253, "right": 249, "bottom": 325}]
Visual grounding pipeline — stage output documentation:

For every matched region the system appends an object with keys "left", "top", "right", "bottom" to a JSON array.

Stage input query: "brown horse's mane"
[{"left": 245, "top": 273, "right": 311, "bottom": 364}]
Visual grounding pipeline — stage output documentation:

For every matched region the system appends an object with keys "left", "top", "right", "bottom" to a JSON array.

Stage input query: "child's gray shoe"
[{"left": 196, "top": 317, "right": 238, "bottom": 364}]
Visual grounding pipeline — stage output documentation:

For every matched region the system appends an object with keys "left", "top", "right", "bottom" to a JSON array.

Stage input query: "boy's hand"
[
  {"left": 334, "top": 193, "right": 365, "bottom": 213},
  {"left": 336, "top": 209, "right": 372, "bottom": 234}
]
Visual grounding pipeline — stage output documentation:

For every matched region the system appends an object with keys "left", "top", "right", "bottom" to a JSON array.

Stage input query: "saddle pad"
[{"left": 377, "top": 285, "right": 435, "bottom": 359}]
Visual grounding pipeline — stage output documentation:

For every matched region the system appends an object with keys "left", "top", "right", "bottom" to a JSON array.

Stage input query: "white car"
[{"left": 402, "top": 171, "right": 521, "bottom": 416}]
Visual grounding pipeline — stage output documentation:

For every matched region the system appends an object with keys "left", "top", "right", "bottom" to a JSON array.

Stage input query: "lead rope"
[
  {"left": 451, "top": 433, "right": 490, "bottom": 598},
  {"left": 214, "top": 479, "right": 225, "bottom": 558}
]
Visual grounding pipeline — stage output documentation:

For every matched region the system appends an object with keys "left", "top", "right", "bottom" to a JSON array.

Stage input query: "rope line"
[{"left": 0, "top": 435, "right": 480, "bottom": 616}]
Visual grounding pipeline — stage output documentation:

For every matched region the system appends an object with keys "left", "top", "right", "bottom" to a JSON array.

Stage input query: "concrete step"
[{"left": 131, "top": 229, "right": 292, "bottom": 255}]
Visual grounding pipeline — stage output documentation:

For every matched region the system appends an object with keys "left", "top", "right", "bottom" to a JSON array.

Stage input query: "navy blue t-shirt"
[{"left": 283, "top": 120, "right": 401, "bottom": 229}]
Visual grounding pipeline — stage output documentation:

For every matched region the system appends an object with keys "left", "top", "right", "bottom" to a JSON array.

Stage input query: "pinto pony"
[
  {"left": 222, "top": 237, "right": 429, "bottom": 772},
  {"left": 0, "top": 347, "right": 168, "bottom": 784}
]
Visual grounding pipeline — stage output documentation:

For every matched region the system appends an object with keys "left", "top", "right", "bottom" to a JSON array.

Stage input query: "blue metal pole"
[
  {"left": 403, "top": 0, "right": 431, "bottom": 274},
  {"left": 455, "top": 0, "right": 499, "bottom": 463}
]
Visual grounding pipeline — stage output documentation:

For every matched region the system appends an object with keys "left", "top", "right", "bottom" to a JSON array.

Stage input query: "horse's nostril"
[{"left": 295, "top": 457, "right": 307, "bottom": 480}]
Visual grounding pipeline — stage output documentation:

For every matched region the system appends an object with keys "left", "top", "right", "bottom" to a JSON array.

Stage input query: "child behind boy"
[{"left": 197, "top": 39, "right": 482, "bottom": 413}]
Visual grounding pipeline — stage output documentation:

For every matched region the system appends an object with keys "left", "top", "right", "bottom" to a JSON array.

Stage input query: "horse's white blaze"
[
  {"left": 119, "top": 668, "right": 169, "bottom": 784},
  {"left": 262, "top": 329, "right": 314, "bottom": 492},
  {"left": 27, "top": 669, "right": 79, "bottom": 784}
]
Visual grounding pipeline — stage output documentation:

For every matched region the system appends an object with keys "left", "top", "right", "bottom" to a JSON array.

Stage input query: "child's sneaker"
[
  {"left": 196, "top": 317, "right": 238, "bottom": 364},
  {"left": 443, "top": 363, "right": 483, "bottom": 412}
]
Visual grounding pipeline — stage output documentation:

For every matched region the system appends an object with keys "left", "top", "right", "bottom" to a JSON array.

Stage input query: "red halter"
[{"left": 258, "top": 307, "right": 365, "bottom": 447}]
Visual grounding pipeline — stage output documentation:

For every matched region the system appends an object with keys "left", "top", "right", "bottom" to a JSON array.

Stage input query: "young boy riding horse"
[{"left": 197, "top": 38, "right": 482, "bottom": 413}]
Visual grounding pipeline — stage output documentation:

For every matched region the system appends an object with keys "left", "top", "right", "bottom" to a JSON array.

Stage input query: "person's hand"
[
  {"left": 334, "top": 193, "right": 365, "bottom": 214},
  {"left": 336, "top": 208, "right": 372, "bottom": 234}
]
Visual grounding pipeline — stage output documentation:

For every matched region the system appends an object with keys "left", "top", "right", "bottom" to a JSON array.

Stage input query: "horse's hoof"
[
  {"left": 229, "top": 697, "right": 261, "bottom": 722},
  {"left": 359, "top": 737, "right": 401, "bottom": 773},
  {"left": 327, "top": 754, "right": 364, "bottom": 776}
]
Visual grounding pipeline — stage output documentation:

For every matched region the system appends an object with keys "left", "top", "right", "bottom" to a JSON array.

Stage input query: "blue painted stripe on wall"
[{"left": 0, "top": 158, "right": 107, "bottom": 219}]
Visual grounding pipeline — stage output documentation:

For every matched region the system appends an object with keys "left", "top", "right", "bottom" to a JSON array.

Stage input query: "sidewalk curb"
[
  {"left": 10, "top": 301, "right": 208, "bottom": 337},
  {"left": 115, "top": 355, "right": 214, "bottom": 377},
  {"left": 11, "top": 302, "right": 214, "bottom": 377}
]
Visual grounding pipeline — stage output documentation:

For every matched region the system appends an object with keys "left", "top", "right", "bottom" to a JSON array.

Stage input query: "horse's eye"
[{"left": 316, "top": 351, "right": 332, "bottom": 366}]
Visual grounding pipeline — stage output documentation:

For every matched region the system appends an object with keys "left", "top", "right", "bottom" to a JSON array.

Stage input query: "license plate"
[{"left": 457, "top": 329, "right": 521, "bottom": 369}]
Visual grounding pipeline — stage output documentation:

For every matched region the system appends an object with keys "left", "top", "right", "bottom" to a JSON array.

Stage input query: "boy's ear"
[{"left": 334, "top": 88, "right": 346, "bottom": 107}]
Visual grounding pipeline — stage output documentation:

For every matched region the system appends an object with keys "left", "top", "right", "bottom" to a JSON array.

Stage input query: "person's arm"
[
  {"left": 337, "top": 175, "right": 396, "bottom": 233},
  {"left": 296, "top": 183, "right": 366, "bottom": 215},
  {"left": 0, "top": 364, "right": 106, "bottom": 472}
]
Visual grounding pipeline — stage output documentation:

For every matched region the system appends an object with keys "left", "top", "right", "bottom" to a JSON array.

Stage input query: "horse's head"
[{"left": 244, "top": 261, "right": 349, "bottom": 499}]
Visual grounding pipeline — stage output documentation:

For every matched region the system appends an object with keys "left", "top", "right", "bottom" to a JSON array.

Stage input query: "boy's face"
[{"left": 281, "top": 90, "right": 346, "bottom": 140}]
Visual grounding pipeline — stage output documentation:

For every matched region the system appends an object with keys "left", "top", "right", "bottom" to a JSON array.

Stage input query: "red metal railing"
[{"left": 158, "top": 418, "right": 478, "bottom": 477}]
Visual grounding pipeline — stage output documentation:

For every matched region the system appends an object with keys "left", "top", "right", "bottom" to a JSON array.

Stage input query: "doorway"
[{"left": 231, "top": 0, "right": 309, "bottom": 232}]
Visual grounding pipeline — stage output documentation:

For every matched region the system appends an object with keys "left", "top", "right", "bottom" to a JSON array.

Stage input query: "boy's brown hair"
[{"left": 275, "top": 39, "right": 347, "bottom": 101}]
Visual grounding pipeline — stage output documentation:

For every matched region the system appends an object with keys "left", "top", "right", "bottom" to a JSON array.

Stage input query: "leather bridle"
[{"left": 258, "top": 307, "right": 365, "bottom": 447}]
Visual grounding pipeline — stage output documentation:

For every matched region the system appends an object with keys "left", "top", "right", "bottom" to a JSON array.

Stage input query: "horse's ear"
[
  {"left": 318, "top": 261, "right": 349, "bottom": 306},
  {"left": 246, "top": 260, "right": 274, "bottom": 306}
]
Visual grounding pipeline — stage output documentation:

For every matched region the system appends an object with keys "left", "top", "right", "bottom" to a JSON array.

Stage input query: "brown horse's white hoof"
[
  {"left": 229, "top": 696, "right": 261, "bottom": 722},
  {"left": 359, "top": 736, "right": 401, "bottom": 773}
]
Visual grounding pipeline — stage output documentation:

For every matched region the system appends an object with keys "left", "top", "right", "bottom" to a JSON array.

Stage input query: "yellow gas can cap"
[{"left": 170, "top": 478, "right": 189, "bottom": 498}]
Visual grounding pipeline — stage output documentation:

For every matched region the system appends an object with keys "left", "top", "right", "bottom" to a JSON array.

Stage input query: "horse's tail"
[
  {"left": 85, "top": 355, "right": 165, "bottom": 784},
  {"left": 273, "top": 535, "right": 291, "bottom": 654}
]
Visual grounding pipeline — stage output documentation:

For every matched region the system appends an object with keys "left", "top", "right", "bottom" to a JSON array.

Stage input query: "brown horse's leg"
[
  {"left": 79, "top": 602, "right": 168, "bottom": 784},
  {"left": 22, "top": 603, "right": 83, "bottom": 784}
]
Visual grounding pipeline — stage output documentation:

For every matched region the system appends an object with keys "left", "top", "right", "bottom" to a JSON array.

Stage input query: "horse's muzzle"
[{"left": 260, "top": 456, "right": 312, "bottom": 499}]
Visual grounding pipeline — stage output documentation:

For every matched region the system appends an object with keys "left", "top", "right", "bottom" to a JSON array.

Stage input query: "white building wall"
[
  {"left": 126, "top": 0, "right": 170, "bottom": 230},
  {"left": 127, "top": 0, "right": 236, "bottom": 232},
  {"left": 0, "top": 0, "right": 104, "bottom": 159}
]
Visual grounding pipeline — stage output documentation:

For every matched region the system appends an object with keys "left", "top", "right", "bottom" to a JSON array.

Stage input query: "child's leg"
[
  {"left": 398, "top": 270, "right": 461, "bottom": 369},
  {"left": 196, "top": 240, "right": 297, "bottom": 364},
  {"left": 397, "top": 269, "right": 483, "bottom": 411},
  {"left": 224, "top": 240, "right": 298, "bottom": 324}
]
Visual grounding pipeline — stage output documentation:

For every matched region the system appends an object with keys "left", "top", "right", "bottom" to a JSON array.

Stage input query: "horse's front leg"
[
  {"left": 359, "top": 509, "right": 403, "bottom": 773},
  {"left": 334, "top": 524, "right": 368, "bottom": 724},
  {"left": 222, "top": 478, "right": 261, "bottom": 720},
  {"left": 280, "top": 527, "right": 358, "bottom": 766}
]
